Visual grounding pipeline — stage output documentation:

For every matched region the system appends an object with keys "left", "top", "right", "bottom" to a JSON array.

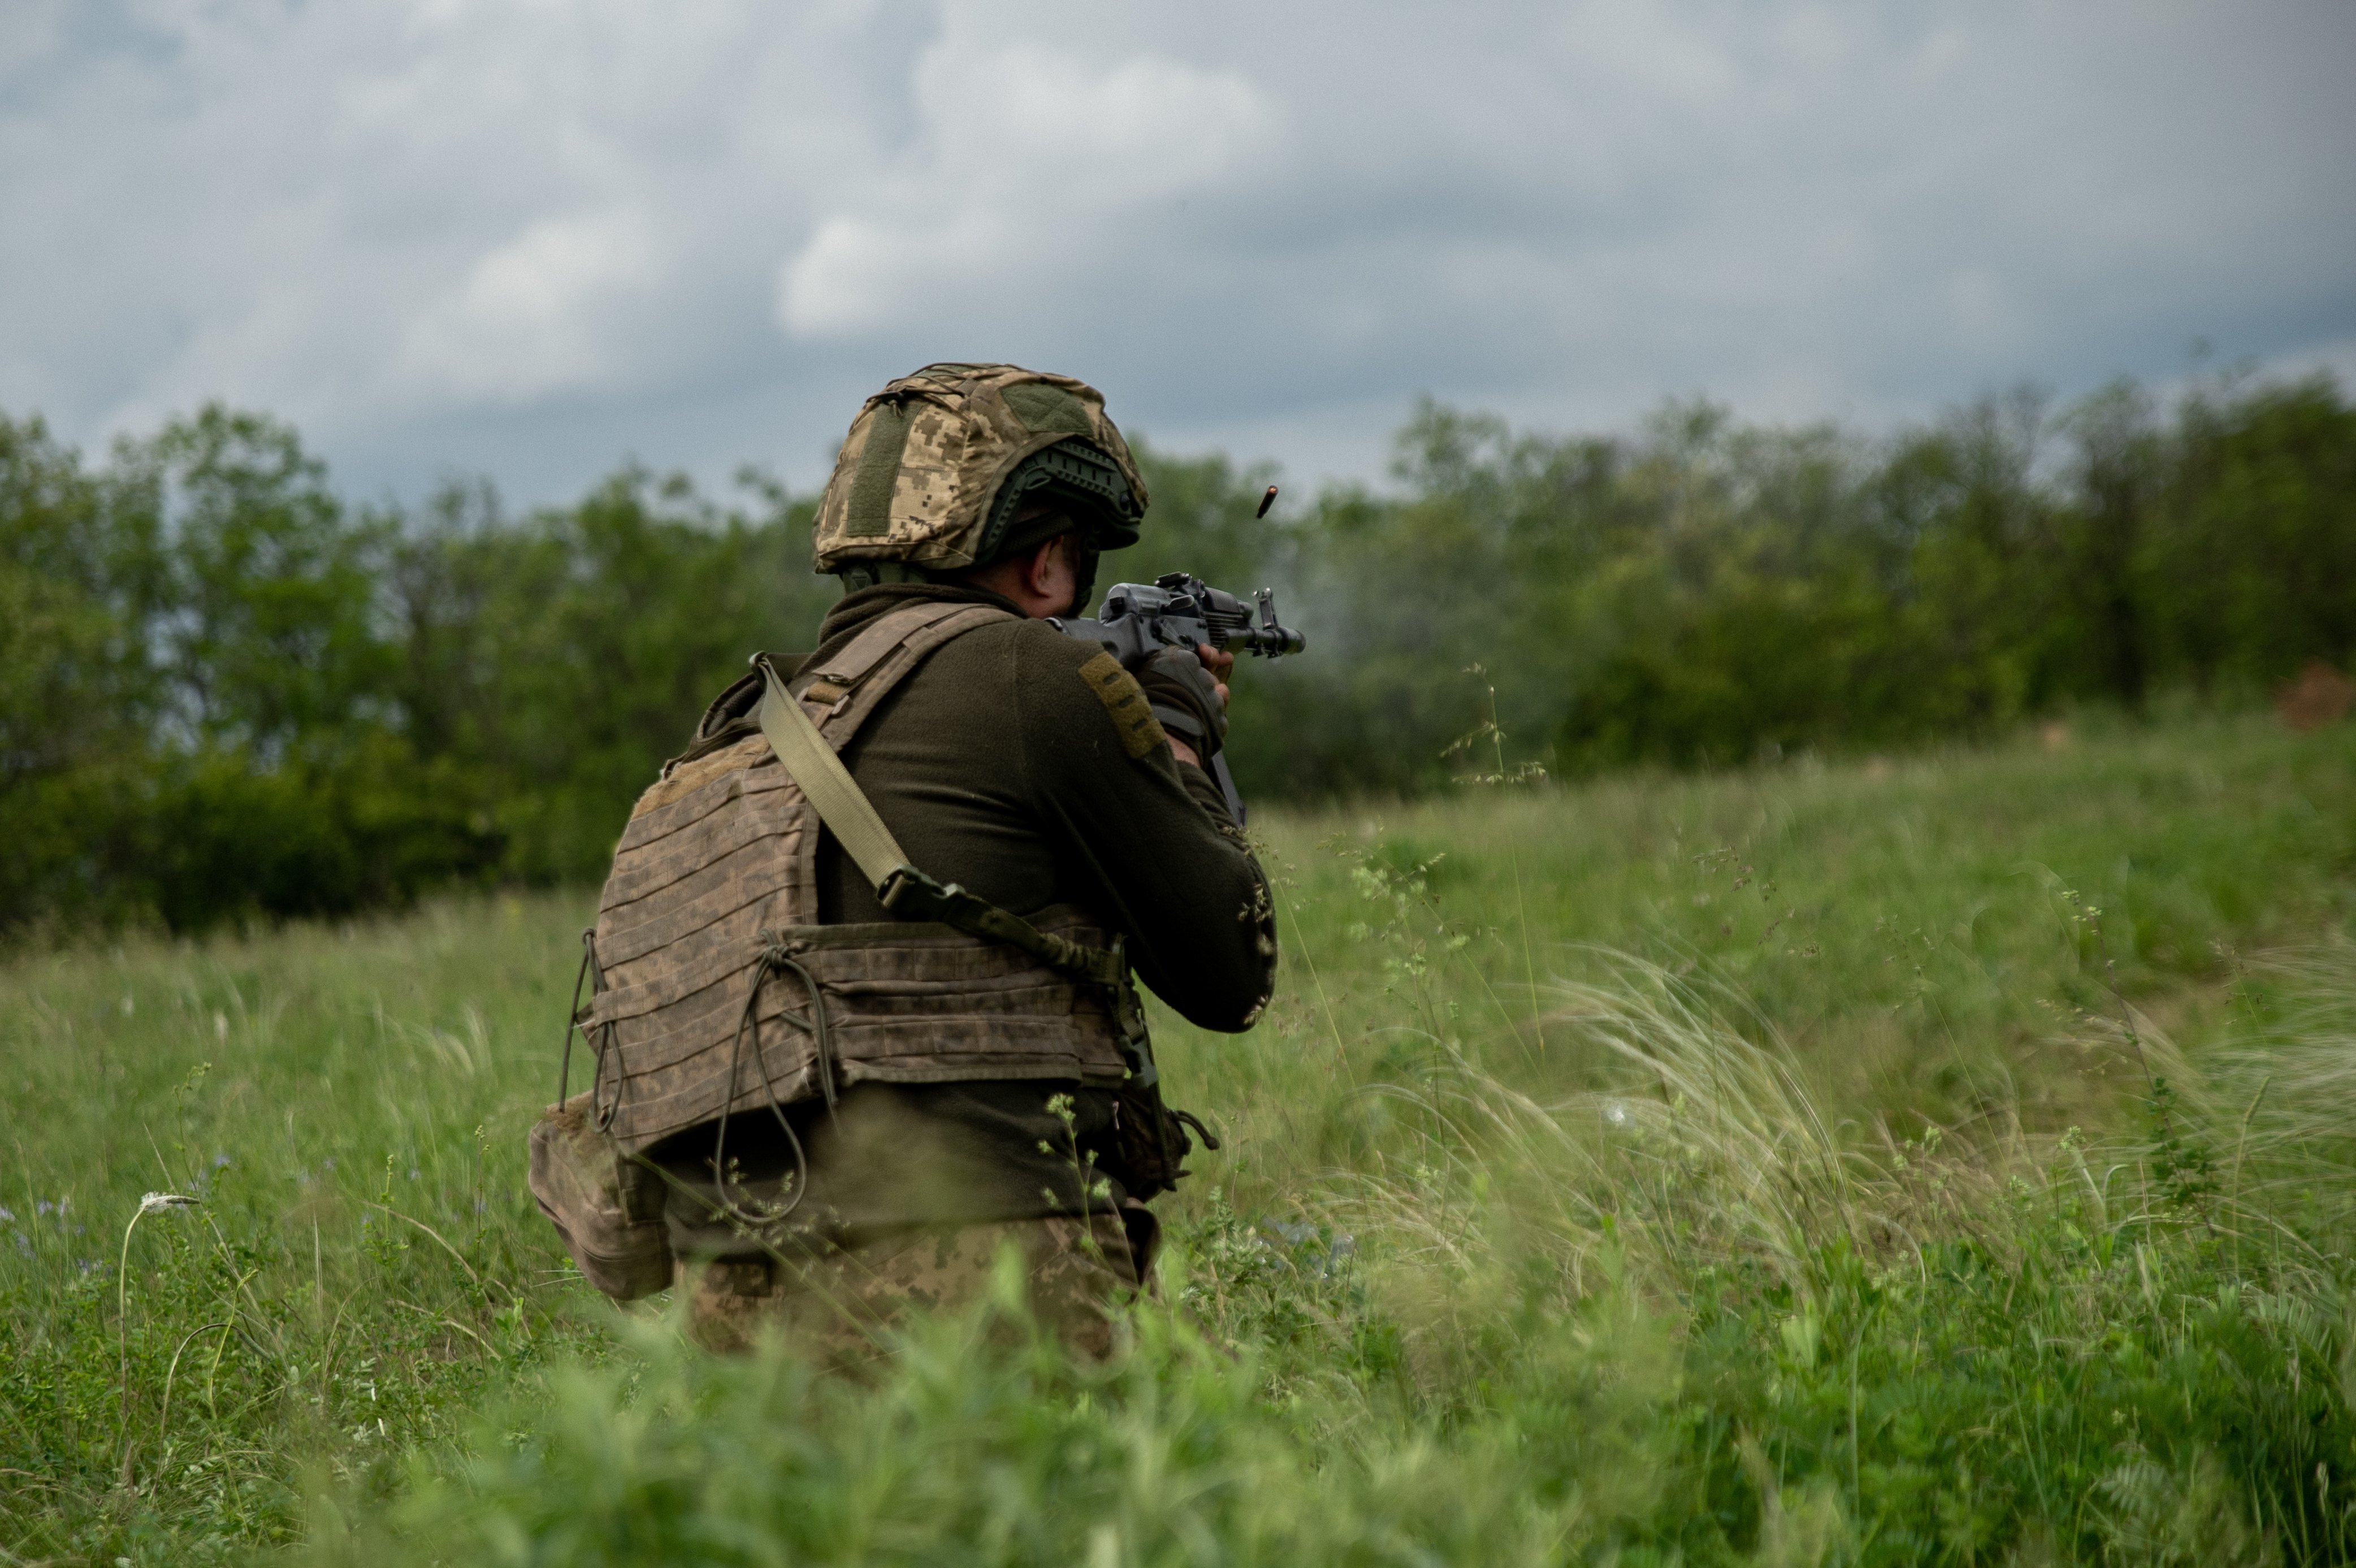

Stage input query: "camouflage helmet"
[{"left": 812, "top": 363, "right": 1148, "bottom": 580}]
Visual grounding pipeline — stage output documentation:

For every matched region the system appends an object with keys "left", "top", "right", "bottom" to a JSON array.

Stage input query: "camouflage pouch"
[
  {"left": 527, "top": 1095, "right": 673, "bottom": 1301},
  {"left": 1110, "top": 1082, "right": 1220, "bottom": 1203}
]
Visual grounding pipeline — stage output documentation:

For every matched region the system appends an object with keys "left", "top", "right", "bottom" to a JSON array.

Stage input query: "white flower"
[{"left": 1603, "top": 1101, "right": 1631, "bottom": 1128}]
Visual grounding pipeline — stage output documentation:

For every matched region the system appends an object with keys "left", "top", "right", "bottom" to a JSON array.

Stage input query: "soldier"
[{"left": 540, "top": 364, "right": 1277, "bottom": 1362}]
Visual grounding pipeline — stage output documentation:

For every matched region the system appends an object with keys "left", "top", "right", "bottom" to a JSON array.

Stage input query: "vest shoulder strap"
[
  {"left": 660, "top": 600, "right": 1011, "bottom": 777},
  {"left": 798, "top": 601, "right": 1015, "bottom": 740},
  {"left": 807, "top": 599, "right": 997, "bottom": 689}
]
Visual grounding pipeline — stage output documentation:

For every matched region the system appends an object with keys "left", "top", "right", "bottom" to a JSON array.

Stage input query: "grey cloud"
[{"left": 0, "top": 0, "right": 2348, "bottom": 509}]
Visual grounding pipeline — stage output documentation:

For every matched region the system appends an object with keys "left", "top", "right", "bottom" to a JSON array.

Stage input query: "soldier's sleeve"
[{"left": 1009, "top": 623, "right": 1277, "bottom": 1032}]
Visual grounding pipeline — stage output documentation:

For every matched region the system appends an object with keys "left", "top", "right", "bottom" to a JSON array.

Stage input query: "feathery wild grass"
[
  {"left": 290, "top": 948, "right": 2356, "bottom": 1566},
  {"left": 3, "top": 708, "right": 2354, "bottom": 1563}
]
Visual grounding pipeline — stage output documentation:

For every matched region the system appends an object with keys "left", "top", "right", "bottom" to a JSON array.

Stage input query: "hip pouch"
[
  {"left": 527, "top": 1095, "right": 672, "bottom": 1301},
  {"left": 1111, "top": 1083, "right": 1220, "bottom": 1203}
]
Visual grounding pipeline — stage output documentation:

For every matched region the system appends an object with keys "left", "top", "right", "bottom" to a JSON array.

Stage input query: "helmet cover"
[{"left": 812, "top": 363, "right": 1149, "bottom": 575}]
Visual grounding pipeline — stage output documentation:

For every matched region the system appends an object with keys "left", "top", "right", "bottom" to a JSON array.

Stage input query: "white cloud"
[
  {"left": 779, "top": 42, "right": 1277, "bottom": 339},
  {"left": 0, "top": 0, "right": 2347, "bottom": 506},
  {"left": 399, "top": 209, "right": 662, "bottom": 403}
]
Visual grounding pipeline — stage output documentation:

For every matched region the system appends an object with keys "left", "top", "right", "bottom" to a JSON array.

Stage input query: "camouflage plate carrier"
[
  {"left": 531, "top": 625, "right": 1212, "bottom": 1302},
  {"left": 573, "top": 599, "right": 1140, "bottom": 1148}
]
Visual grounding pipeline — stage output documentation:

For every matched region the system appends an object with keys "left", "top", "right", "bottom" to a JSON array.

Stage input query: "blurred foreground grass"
[{"left": 4, "top": 710, "right": 2354, "bottom": 1565}]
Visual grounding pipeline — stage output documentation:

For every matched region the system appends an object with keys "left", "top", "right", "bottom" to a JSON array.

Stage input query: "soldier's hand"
[
  {"left": 1196, "top": 642, "right": 1233, "bottom": 710},
  {"left": 1138, "top": 646, "right": 1228, "bottom": 767}
]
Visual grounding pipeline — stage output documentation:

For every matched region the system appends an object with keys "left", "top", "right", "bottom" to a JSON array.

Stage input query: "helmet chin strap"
[{"left": 1067, "top": 543, "right": 1102, "bottom": 617}]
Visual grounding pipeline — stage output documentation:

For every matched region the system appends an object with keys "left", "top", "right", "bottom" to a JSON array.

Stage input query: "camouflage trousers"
[{"left": 682, "top": 1210, "right": 1146, "bottom": 1363}]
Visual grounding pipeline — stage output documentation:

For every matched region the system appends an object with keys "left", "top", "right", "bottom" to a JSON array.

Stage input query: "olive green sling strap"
[
  {"left": 751, "top": 656, "right": 1148, "bottom": 1073},
  {"left": 752, "top": 653, "right": 914, "bottom": 896}
]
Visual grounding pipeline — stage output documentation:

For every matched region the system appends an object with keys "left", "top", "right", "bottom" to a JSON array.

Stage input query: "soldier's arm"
[{"left": 1010, "top": 623, "right": 1277, "bottom": 1032}]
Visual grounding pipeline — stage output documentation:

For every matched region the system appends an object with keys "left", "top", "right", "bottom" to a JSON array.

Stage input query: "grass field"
[{"left": 5, "top": 709, "right": 2355, "bottom": 1565}]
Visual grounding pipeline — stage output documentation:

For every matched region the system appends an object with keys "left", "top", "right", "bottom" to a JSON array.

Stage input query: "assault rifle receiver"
[
  {"left": 1050, "top": 574, "right": 1305, "bottom": 822},
  {"left": 1051, "top": 574, "right": 1306, "bottom": 668}
]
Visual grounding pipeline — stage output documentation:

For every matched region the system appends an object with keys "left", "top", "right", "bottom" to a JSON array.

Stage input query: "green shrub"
[{"left": 7, "top": 374, "right": 2354, "bottom": 932}]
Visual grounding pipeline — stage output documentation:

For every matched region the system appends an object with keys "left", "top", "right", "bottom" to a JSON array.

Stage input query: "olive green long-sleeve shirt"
[
  {"left": 655, "top": 583, "right": 1276, "bottom": 1250},
  {"left": 813, "top": 584, "right": 1274, "bottom": 1019}
]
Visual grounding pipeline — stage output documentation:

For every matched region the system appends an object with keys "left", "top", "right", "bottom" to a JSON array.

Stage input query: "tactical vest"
[{"left": 569, "top": 600, "right": 1140, "bottom": 1158}]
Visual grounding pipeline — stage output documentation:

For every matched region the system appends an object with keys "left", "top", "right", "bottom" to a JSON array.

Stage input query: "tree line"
[{"left": 3, "top": 372, "right": 2349, "bottom": 934}]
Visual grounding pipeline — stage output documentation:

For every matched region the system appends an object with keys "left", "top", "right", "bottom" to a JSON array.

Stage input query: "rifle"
[{"left": 1050, "top": 570, "right": 1305, "bottom": 822}]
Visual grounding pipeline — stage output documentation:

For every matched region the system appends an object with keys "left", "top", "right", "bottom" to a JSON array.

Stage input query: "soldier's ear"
[{"left": 1024, "top": 533, "right": 1074, "bottom": 597}]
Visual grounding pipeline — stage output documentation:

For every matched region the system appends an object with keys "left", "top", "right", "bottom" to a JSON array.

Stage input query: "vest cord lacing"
[
  {"left": 703, "top": 938, "right": 839, "bottom": 1229},
  {"left": 560, "top": 927, "right": 624, "bottom": 1128}
]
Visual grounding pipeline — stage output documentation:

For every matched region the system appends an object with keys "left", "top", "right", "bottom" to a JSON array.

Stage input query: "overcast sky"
[{"left": 4, "top": 0, "right": 2351, "bottom": 510}]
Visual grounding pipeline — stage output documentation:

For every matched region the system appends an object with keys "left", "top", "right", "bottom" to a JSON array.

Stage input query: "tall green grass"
[{"left": 3, "top": 711, "right": 2353, "bottom": 1564}]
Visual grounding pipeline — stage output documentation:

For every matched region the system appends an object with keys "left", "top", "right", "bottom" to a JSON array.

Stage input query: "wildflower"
[{"left": 1604, "top": 1100, "right": 1631, "bottom": 1127}]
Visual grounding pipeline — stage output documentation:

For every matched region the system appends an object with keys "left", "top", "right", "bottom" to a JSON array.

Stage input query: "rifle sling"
[{"left": 752, "top": 655, "right": 1127, "bottom": 994}]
